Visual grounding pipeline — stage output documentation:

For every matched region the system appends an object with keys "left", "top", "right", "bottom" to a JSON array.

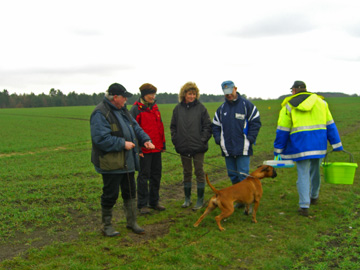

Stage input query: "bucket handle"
[{"left": 324, "top": 149, "right": 354, "bottom": 164}]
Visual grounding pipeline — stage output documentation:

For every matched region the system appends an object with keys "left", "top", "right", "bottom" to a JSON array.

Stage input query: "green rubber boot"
[
  {"left": 123, "top": 199, "right": 145, "bottom": 234},
  {"left": 101, "top": 207, "right": 120, "bottom": 237},
  {"left": 182, "top": 182, "right": 192, "bottom": 208},
  {"left": 192, "top": 182, "right": 205, "bottom": 211}
]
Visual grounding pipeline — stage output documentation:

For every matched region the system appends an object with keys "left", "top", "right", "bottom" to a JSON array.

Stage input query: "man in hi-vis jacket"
[{"left": 274, "top": 80, "right": 343, "bottom": 217}]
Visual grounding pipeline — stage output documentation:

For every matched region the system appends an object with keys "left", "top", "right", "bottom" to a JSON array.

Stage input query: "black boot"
[
  {"left": 123, "top": 199, "right": 145, "bottom": 234},
  {"left": 182, "top": 182, "right": 192, "bottom": 208},
  {"left": 192, "top": 182, "right": 205, "bottom": 211},
  {"left": 101, "top": 207, "right": 120, "bottom": 237}
]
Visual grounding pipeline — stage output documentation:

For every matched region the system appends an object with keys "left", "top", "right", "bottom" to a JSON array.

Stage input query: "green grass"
[{"left": 0, "top": 97, "right": 359, "bottom": 269}]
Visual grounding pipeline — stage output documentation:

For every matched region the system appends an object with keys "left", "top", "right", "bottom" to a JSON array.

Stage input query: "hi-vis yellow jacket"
[{"left": 274, "top": 92, "right": 343, "bottom": 161}]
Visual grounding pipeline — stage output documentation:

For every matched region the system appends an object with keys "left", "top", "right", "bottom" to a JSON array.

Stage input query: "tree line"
[
  {"left": 0, "top": 89, "right": 229, "bottom": 109},
  {"left": 2, "top": 88, "right": 356, "bottom": 109}
]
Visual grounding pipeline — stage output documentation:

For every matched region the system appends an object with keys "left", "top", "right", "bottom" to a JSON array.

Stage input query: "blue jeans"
[
  {"left": 296, "top": 159, "right": 321, "bottom": 209},
  {"left": 225, "top": 156, "right": 250, "bottom": 184}
]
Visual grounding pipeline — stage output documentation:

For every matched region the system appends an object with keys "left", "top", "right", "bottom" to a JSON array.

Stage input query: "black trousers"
[
  {"left": 137, "top": 152, "right": 162, "bottom": 209},
  {"left": 101, "top": 172, "right": 136, "bottom": 209}
]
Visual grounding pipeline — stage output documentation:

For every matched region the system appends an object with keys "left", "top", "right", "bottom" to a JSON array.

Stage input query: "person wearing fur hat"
[
  {"left": 130, "top": 83, "right": 166, "bottom": 214},
  {"left": 170, "top": 82, "right": 212, "bottom": 210}
]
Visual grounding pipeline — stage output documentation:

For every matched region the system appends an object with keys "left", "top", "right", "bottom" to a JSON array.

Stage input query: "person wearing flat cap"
[
  {"left": 90, "top": 83, "right": 155, "bottom": 236},
  {"left": 212, "top": 81, "right": 261, "bottom": 192},
  {"left": 274, "top": 80, "right": 343, "bottom": 217},
  {"left": 130, "top": 83, "right": 166, "bottom": 214}
]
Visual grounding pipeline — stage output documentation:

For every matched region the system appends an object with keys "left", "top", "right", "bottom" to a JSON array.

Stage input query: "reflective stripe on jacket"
[{"left": 274, "top": 92, "right": 343, "bottom": 161}]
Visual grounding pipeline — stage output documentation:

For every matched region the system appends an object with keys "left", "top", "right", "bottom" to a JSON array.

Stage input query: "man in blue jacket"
[
  {"left": 90, "top": 83, "right": 155, "bottom": 236},
  {"left": 212, "top": 81, "right": 261, "bottom": 185}
]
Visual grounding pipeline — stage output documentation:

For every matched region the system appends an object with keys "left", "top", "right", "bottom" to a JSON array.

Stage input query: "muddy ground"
[{"left": 0, "top": 174, "right": 224, "bottom": 262}]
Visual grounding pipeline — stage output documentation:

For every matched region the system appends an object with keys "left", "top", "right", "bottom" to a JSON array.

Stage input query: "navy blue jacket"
[{"left": 212, "top": 93, "right": 261, "bottom": 156}]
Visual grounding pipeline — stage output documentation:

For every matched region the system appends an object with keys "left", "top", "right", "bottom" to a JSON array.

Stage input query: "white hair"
[{"left": 105, "top": 91, "right": 115, "bottom": 101}]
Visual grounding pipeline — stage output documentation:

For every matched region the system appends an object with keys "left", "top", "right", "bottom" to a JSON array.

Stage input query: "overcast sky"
[{"left": 1, "top": 0, "right": 360, "bottom": 99}]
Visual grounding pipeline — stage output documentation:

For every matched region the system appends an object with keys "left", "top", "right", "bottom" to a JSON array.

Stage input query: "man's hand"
[
  {"left": 125, "top": 141, "right": 135, "bottom": 150},
  {"left": 144, "top": 141, "right": 155, "bottom": 149}
]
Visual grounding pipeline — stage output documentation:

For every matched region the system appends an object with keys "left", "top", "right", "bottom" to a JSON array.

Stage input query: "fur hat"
[
  {"left": 179, "top": 82, "right": 200, "bottom": 102},
  {"left": 139, "top": 83, "right": 157, "bottom": 98}
]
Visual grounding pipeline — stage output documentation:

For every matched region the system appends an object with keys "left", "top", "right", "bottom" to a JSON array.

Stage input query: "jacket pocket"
[{"left": 99, "top": 151, "right": 125, "bottom": 170}]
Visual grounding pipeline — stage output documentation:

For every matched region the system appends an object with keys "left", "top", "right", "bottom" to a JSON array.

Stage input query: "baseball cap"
[
  {"left": 107, "top": 83, "right": 133, "bottom": 98},
  {"left": 290, "top": 81, "right": 306, "bottom": 89},
  {"left": 221, "top": 80, "right": 235, "bottom": 95}
]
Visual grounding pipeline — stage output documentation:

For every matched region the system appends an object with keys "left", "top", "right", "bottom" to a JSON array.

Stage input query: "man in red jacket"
[{"left": 130, "top": 83, "right": 166, "bottom": 214}]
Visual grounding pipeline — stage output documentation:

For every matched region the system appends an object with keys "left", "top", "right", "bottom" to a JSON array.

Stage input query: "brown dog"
[{"left": 193, "top": 165, "right": 277, "bottom": 231}]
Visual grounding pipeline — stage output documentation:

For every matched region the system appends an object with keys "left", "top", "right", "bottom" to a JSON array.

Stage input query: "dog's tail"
[{"left": 206, "top": 174, "right": 220, "bottom": 195}]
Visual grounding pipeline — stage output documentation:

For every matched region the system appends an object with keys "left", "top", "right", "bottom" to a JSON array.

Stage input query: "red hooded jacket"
[{"left": 130, "top": 100, "right": 166, "bottom": 154}]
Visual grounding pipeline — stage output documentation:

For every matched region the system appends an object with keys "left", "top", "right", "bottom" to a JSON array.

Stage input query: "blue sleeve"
[
  {"left": 211, "top": 107, "right": 222, "bottom": 145},
  {"left": 274, "top": 129, "right": 290, "bottom": 155},
  {"left": 327, "top": 122, "right": 343, "bottom": 151},
  {"left": 246, "top": 101, "right": 261, "bottom": 144},
  {"left": 90, "top": 111, "right": 125, "bottom": 152}
]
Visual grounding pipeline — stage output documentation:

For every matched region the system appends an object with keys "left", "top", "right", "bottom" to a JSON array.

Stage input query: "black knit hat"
[{"left": 107, "top": 83, "right": 133, "bottom": 97}]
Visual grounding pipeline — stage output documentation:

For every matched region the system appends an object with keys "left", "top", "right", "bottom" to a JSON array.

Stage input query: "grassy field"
[{"left": 0, "top": 97, "right": 359, "bottom": 269}]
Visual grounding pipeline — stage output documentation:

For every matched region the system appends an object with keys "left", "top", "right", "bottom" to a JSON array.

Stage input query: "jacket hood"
[{"left": 281, "top": 92, "right": 324, "bottom": 112}]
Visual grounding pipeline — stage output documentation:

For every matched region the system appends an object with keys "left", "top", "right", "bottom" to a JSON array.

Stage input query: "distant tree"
[
  {"left": 0, "top": 90, "right": 10, "bottom": 108},
  {"left": 49, "top": 88, "right": 57, "bottom": 97},
  {"left": 67, "top": 91, "right": 78, "bottom": 106}
]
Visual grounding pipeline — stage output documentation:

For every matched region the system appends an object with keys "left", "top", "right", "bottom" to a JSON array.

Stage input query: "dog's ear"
[{"left": 261, "top": 165, "right": 269, "bottom": 172}]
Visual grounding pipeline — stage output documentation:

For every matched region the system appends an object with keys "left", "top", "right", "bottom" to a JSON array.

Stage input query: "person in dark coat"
[
  {"left": 90, "top": 83, "right": 155, "bottom": 236},
  {"left": 170, "top": 82, "right": 212, "bottom": 210}
]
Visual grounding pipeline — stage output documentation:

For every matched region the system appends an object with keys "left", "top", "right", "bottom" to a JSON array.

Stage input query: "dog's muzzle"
[{"left": 272, "top": 168, "right": 277, "bottom": 178}]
